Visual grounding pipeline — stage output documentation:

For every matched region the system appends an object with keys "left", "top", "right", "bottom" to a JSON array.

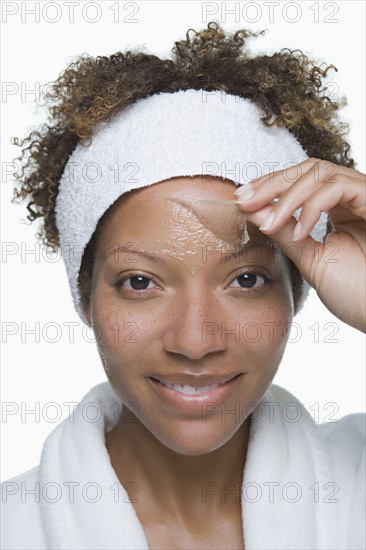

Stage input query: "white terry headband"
[{"left": 55, "top": 88, "right": 328, "bottom": 323}]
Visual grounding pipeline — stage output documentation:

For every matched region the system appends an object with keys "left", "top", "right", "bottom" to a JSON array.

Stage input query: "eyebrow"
[
  {"left": 218, "top": 242, "right": 280, "bottom": 262},
  {"left": 105, "top": 241, "right": 279, "bottom": 264}
]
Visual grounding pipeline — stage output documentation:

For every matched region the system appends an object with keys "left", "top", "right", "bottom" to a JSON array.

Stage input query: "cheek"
[
  {"left": 90, "top": 294, "right": 160, "bottom": 397},
  {"left": 90, "top": 279, "right": 156, "bottom": 349},
  {"left": 222, "top": 286, "right": 293, "bottom": 354},
  {"left": 92, "top": 307, "right": 150, "bottom": 362},
  {"left": 224, "top": 291, "right": 293, "bottom": 395},
  {"left": 252, "top": 300, "right": 292, "bottom": 354}
]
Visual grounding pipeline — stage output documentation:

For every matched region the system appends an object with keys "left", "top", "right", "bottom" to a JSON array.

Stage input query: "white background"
[{"left": 1, "top": 0, "right": 365, "bottom": 481}]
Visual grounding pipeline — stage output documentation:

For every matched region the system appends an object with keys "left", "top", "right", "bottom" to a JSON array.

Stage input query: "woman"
[{"left": 2, "top": 22, "right": 365, "bottom": 550}]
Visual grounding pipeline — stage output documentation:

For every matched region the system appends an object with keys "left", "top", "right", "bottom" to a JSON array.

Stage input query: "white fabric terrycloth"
[
  {"left": 1, "top": 381, "right": 365, "bottom": 549},
  {"left": 55, "top": 88, "right": 328, "bottom": 324}
]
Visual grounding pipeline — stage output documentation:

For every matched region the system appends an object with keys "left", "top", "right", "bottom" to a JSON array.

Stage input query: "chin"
[
  {"left": 151, "top": 421, "right": 242, "bottom": 456},
  {"left": 161, "top": 439, "right": 229, "bottom": 457}
]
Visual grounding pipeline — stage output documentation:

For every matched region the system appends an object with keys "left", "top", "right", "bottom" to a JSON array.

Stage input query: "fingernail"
[
  {"left": 259, "top": 212, "right": 276, "bottom": 231},
  {"left": 292, "top": 221, "right": 302, "bottom": 241},
  {"left": 234, "top": 198, "right": 249, "bottom": 205},
  {"left": 233, "top": 186, "right": 254, "bottom": 201}
]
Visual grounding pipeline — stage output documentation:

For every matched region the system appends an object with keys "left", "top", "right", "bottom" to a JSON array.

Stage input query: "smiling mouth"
[
  {"left": 150, "top": 374, "right": 241, "bottom": 396},
  {"left": 149, "top": 374, "right": 243, "bottom": 410},
  {"left": 158, "top": 380, "right": 227, "bottom": 395}
]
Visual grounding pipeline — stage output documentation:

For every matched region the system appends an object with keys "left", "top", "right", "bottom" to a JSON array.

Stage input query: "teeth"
[{"left": 160, "top": 381, "right": 224, "bottom": 395}]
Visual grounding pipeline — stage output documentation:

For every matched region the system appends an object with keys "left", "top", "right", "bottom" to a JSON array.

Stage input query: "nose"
[{"left": 162, "top": 286, "right": 228, "bottom": 360}]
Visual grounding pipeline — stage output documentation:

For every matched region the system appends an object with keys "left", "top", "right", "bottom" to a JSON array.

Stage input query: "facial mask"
[
  {"left": 174, "top": 198, "right": 250, "bottom": 246},
  {"left": 140, "top": 197, "right": 250, "bottom": 275}
]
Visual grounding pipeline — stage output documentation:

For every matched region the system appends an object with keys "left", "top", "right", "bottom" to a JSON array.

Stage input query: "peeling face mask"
[{"left": 139, "top": 197, "right": 250, "bottom": 275}]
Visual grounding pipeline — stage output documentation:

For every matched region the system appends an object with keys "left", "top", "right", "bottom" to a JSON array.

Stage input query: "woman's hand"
[{"left": 234, "top": 158, "right": 366, "bottom": 333}]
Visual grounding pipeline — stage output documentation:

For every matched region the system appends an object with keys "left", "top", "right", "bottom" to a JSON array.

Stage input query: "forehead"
[{"left": 97, "top": 175, "right": 269, "bottom": 244}]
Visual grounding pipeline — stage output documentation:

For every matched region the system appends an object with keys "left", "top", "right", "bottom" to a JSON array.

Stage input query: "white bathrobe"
[{"left": 1, "top": 381, "right": 365, "bottom": 550}]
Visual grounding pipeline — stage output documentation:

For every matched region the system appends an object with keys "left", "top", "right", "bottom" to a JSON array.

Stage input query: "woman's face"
[{"left": 86, "top": 176, "right": 294, "bottom": 455}]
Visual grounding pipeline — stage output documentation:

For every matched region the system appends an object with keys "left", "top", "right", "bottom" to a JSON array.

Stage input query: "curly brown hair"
[{"left": 11, "top": 21, "right": 355, "bottom": 314}]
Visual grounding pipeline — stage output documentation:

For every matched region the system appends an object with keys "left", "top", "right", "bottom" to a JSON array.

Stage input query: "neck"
[{"left": 106, "top": 407, "right": 251, "bottom": 522}]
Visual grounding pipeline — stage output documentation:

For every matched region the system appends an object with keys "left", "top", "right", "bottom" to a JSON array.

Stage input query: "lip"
[
  {"left": 148, "top": 373, "right": 244, "bottom": 415},
  {"left": 149, "top": 372, "right": 241, "bottom": 387}
]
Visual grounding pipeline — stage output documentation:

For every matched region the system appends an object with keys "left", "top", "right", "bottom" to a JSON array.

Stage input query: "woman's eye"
[
  {"left": 119, "top": 275, "right": 156, "bottom": 291},
  {"left": 230, "top": 273, "right": 266, "bottom": 289}
]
